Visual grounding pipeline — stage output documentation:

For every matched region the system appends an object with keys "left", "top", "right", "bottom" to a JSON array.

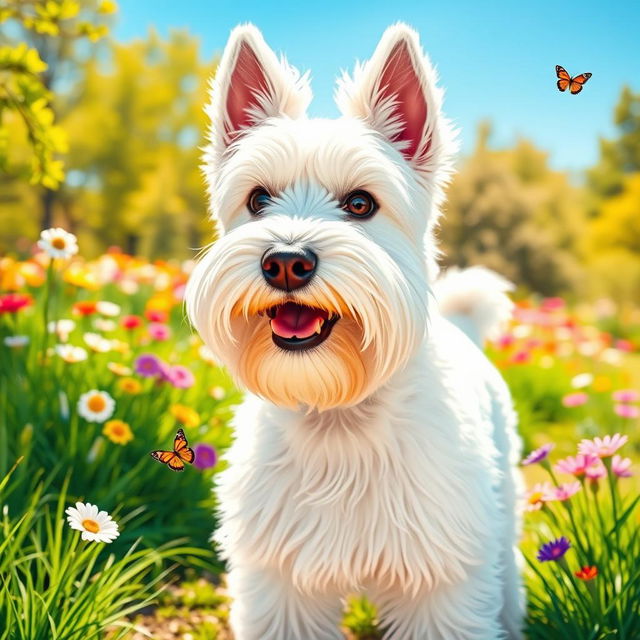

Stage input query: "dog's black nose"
[{"left": 261, "top": 247, "right": 318, "bottom": 291}]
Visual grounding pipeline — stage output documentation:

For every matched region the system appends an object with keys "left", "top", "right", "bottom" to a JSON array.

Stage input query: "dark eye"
[
  {"left": 248, "top": 188, "right": 272, "bottom": 215},
  {"left": 342, "top": 190, "right": 377, "bottom": 218}
]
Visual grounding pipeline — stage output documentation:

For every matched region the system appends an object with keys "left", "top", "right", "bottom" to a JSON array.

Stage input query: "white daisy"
[
  {"left": 96, "top": 301, "right": 121, "bottom": 317},
  {"left": 65, "top": 502, "right": 119, "bottom": 543},
  {"left": 55, "top": 344, "right": 88, "bottom": 363},
  {"left": 83, "top": 332, "right": 112, "bottom": 353},
  {"left": 38, "top": 228, "right": 79, "bottom": 259},
  {"left": 93, "top": 318, "right": 116, "bottom": 332},
  {"left": 3, "top": 335, "right": 29, "bottom": 348},
  {"left": 77, "top": 390, "right": 115, "bottom": 423},
  {"left": 48, "top": 319, "right": 76, "bottom": 342}
]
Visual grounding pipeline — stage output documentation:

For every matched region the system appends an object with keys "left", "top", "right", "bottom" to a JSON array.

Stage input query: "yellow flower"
[
  {"left": 103, "top": 420, "right": 133, "bottom": 445},
  {"left": 118, "top": 377, "right": 142, "bottom": 394},
  {"left": 170, "top": 404, "right": 200, "bottom": 428},
  {"left": 592, "top": 375, "right": 612, "bottom": 392}
]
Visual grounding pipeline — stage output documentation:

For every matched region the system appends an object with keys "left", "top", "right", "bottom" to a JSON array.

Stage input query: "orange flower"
[
  {"left": 170, "top": 404, "right": 200, "bottom": 428},
  {"left": 103, "top": 420, "right": 134, "bottom": 445},
  {"left": 73, "top": 301, "right": 98, "bottom": 316},
  {"left": 575, "top": 566, "right": 598, "bottom": 581},
  {"left": 592, "top": 376, "right": 612, "bottom": 393},
  {"left": 118, "top": 377, "right": 142, "bottom": 394}
]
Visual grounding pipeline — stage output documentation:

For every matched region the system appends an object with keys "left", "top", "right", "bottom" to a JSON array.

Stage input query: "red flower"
[
  {"left": 0, "top": 293, "right": 33, "bottom": 313},
  {"left": 145, "top": 309, "right": 168, "bottom": 323},
  {"left": 121, "top": 314, "right": 142, "bottom": 330},
  {"left": 575, "top": 566, "right": 598, "bottom": 581},
  {"left": 73, "top": 301, "right": 98, "bottom": 316}
]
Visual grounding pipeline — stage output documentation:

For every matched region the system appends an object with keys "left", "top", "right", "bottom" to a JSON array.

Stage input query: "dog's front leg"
[
  {"left": 372, "top": 569, "right": 505, "bottom": 640},
  {"left": 227, "top": 565, "right": 344, "bottom": 640}
]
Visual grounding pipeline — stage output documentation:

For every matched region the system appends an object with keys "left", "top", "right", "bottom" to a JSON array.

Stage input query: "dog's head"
[{"left": 186, "top": 23, "right": 457, "bottom": 411}]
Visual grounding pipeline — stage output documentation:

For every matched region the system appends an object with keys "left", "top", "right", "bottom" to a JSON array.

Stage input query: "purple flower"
[
  {"left": 537, "top": 537, "right": 571, "bottom": 562},
  {"left": 135, "top": 353, "right": 163, "bottom": 378},
  {"left": 521, "top": 443, "right": 554, "bottom": 466},
  {"left": 193, "top": 443, "right": 218, "bottom": 470},
  {"left": 165, "top": 365, "right": 195, "bottom": 389}
]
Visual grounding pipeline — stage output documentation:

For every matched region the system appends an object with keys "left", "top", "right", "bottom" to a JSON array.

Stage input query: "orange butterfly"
[
  {"left": 556, "top": 65, "right": 592, "bottom": 95},
  {"left": 150, "top": 428, "right": 195, "bottom": 472}
]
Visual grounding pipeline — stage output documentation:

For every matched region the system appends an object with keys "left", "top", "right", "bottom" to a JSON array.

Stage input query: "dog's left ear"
[{"left": 336, "top": 23, "right": 455, "bottom": 173}]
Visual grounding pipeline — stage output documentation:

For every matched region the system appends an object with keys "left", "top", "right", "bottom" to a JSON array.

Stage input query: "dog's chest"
[{"left": 217, "top": 393, "right": 500, "bottom": 593}]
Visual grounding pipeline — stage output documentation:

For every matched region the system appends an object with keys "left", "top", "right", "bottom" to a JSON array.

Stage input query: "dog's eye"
[
  {"left": 342, "top": 191, "right": 377, "bottom": 218},
  {"left": 248, "top": 188, "right": 272, "bottom": 215}
]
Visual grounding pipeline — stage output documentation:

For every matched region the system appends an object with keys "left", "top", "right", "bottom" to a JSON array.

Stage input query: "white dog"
[{"left": 186, "top": 23, "right": 524, "bottom": 640}]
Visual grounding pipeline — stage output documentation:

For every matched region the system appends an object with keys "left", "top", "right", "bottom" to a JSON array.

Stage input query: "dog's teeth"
[{"left": 315, "top": 319, "right": 324, "bottom": 335}]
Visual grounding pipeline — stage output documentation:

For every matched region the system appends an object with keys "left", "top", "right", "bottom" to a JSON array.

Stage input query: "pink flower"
[
  {"left": 611, "top": 455, "right": 633, "bottom": 478},
  {"left": 509, "top": 350, "right": 530, "bottom": 364},
  {"left": 163, "top": 365, "right": 195, "bottom": 389},
  {"left": 495, "top": 334, "right": 515, "bottom": 349},
  {"left": 585, "top": 462, "right": 606, "bottom": 480},
  {"left": 612, "top": 389, "right": 640, "bottom": 403},
  {"left": 554, "top": 482, "right": 581, "bottom": 501},
  {"left": 148, "top": 322, "right": 172, "bottom": 341},
  {"left": 615, "top": 339, "right": 633, "bottom": 353},
  {"left": 555, "top": 454, "right": 600, "bottom": 477},
  {"left": 562, "top": 392, "right": 588, "bottom": 408},
  {"left": 614, "top": 404, "right": 640, "bottom": 419},
  {"left": 524, "top": 482, "right": 556, "bottom": 511},
  {"left": 579, "top": 434, "right": 628, "bottom": 458}
]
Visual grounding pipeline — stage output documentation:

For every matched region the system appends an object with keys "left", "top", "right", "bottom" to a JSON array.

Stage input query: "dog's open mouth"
[{"left": 263, "top": 302, "right": 339, "bottom": 351}]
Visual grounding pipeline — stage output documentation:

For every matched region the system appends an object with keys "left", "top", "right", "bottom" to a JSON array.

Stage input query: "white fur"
[{"left": 186, "top": 22, "right": 524, "bottom": 639}]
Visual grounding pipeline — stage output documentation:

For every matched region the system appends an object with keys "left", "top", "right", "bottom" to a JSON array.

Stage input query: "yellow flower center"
[
  {"left": 51, "top": 237, "right": 67, "bottom": 250},
  {"left": 87, "top": 395, "right": 106, "bottom": 413},
  {"left": 528, "top": 491, "right": 543, "bottom": 504},
  {"left": 82, "top": 519, "right": 100, "bottom": 533}
]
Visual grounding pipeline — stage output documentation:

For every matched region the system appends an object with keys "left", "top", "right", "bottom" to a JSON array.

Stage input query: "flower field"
[{"left": 1, "top": 229, "right": 640, "bottom": 639}]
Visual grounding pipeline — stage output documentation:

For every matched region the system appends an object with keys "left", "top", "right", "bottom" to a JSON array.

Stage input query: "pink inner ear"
[
  {"left": 226, "top": 42, "right": 270, "bottom": 136},
  {"left": 378, "top": 41, "right": 429, "bottom": 160}
]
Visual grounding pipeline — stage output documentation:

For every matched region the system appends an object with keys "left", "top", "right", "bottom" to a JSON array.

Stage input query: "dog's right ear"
[{"left": 205, "top": 25, "right": 311, "bottom": 163}]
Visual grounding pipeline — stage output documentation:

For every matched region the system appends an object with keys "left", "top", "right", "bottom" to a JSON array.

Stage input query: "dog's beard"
[
  {"left": 186, "top": 215, "right": 428, "bottom": 411},
  {"left": 236, "top": 315, "right": 370, "bottom": 410}
]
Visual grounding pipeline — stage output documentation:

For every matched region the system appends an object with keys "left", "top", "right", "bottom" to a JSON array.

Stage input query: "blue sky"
[{"left": 115, "top": 0, "right": 639, "bottom": 175}]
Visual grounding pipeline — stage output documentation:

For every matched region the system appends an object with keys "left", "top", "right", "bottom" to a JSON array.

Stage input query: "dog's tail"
[{"left": 433, "top": 267, "right": 514, "bottom": 347}]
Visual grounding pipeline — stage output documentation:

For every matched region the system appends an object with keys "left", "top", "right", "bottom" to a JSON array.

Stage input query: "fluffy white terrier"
[{"left": 186, "top": 23, "right": 524, "bottom": 640}]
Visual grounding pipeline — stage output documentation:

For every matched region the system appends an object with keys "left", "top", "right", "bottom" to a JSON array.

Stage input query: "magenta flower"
[
  {"left": 193, "top": 443, "right": 218, "bottom": 470},
  {"left": 521, "top": 443, "right": 554, "bottom": 466},
  {"left": 562, "top": 392, "right": 588, "bottom": 408},
  {"left": 578, "top": 434, "right": 628, "bottom": 458},
  {"left": 148, "top": 322, "right": 172, "bottom": 342},
  {"left": 165, "top": 365, "right": 195, "bottom": 389},
  {"left": 611, "top": 455, "right": 633, "bottom": 478},
  {"left": 612, "top": 389, "right": 639, "bottom": 403},
  {"left": 614, "top": 404, "right": 640, "bottom": 419},
  {"left": 555, "top": 454, "right": 599, "bottom": 477},
  {"left": 537, "top": 537, "right": 571, "bottom": 562},
  {"left": 135, "top": 353, "right": 163, "bottom": 378},
  {"left": 554, "top": 482, "right": 581, "bottom": 501}
]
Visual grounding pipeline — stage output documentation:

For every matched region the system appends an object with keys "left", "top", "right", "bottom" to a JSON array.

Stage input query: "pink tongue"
[{"left": 271, "top": 302, "right": 327, "bottom": 339}]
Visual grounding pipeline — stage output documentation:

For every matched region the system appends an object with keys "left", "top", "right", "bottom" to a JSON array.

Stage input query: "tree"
[
  {"left": 59, "top": 29, "right": 216, "bottom": 257},
  {"left": 439, "top": 124, "right": 585, "bottom": 296},
  {"left": 0, "top": 0, "right": 117, "bottom": 230},
  {"left": 588, "top": 87, "right": 640, "bottom": 201}
]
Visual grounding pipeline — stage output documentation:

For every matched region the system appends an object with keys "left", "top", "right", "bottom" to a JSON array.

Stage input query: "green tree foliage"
[
  {"left": 588, "top": 86, "right": 640, "bottom": 200},
  {"left": 0, "top": 0, "right": 116, "bottom": 189},
  {"left": 439, "top": 124, "right": 586, "bottom": 296},
  {"left": 60, "top": 29, "right": 216, "bottom": 257}
]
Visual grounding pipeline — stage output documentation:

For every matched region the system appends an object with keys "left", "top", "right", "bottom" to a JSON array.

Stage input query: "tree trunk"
[{"left": 40, "top": 188, "right": 56, "bottom": 230}]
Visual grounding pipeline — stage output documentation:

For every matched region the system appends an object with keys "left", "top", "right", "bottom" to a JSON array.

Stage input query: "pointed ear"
[
  {"left": 206, "top": 24, "right": 311, "bottom": 160},
  {"left": 336, "top": 24, "right": 456, "bottom": 171}
]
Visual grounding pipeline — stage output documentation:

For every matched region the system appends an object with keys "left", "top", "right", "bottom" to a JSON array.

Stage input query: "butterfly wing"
[
  {"left": 569, "top": 73, "right": 592, "bottom": 95},
  {"left": 556, "top": 65, "right": 571, "bottom": 92},
  {"left": 173, "top": 428, "right": 195, "bottom": 464},
  {"left": 150, "top": 449, "right": 185, "bottom": 471}
]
